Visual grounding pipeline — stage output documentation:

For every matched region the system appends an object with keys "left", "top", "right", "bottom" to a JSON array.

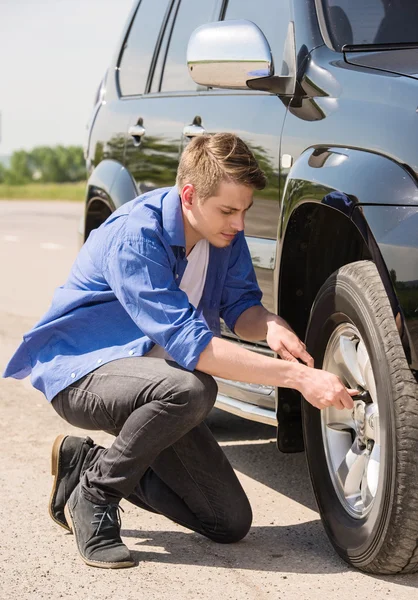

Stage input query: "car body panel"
[
  {"left": 345, "top": 49, "right": 418, "bottom": 81},
  {"left": 281, "top": 45, "right": 418, "bottom": 184}
]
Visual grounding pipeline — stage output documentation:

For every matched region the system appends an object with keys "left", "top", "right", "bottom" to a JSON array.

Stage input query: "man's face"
[{"left": 181, "top": 180, "right": 254, "bottom": 249}]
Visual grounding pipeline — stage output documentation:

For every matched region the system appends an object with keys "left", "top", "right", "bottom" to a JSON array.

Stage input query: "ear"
[{"left": 181, "top": 184, "right": 195, "bottom": 209}]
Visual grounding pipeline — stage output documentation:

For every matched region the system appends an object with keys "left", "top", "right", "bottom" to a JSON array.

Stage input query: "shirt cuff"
[{"left": 165, "top": 320, "right": 215, "bottom": 371}]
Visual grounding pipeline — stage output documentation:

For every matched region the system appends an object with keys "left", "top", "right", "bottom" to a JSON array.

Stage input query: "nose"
[{"left": 231, "top": 213, "right": 245, "bottom": 232}]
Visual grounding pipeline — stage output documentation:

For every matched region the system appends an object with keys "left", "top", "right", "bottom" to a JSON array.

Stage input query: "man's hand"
[
  {"left": 297, "top": 366, "right": 358, "bottom": 410},
  {"left": 266, "top": 316, "right": 314, "bottom": 368},
  {"left": 266, "top": 315, "right": 357, "bottom": 411}
]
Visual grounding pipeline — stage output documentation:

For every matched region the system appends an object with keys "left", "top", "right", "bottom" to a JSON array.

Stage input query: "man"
[{"left": 3, "top": 133, "right": 356, "bottom": 569}]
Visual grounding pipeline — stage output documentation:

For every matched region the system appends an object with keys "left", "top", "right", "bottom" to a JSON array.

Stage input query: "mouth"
[{"left": 221, "top": 233, "right": 236, "bottom": 240}]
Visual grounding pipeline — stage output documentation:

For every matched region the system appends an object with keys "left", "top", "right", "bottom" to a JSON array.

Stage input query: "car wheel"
[{"left": 302, "top": 260, "right": 418, "bottom": 574}]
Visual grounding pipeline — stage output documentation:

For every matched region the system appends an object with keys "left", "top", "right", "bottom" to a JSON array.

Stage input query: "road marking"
[
  {"left": 3, "top": 235, "right": 19, "bottom": 242},
  {"left": 40, "top": 242, "right": 64, "bottom": 250}
]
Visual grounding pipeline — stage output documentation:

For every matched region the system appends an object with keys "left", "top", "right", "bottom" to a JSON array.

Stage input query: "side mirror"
[{"left": 187, "top": 20, "right": 295, "bottom": 95}]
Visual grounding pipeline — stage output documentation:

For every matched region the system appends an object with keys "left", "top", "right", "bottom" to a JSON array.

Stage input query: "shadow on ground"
[
  {"left": 121, "top": 521, "right": 342, "bottom": 574},
  {"left": 205, "top": 408, "right": 316, "bottom": 512}
]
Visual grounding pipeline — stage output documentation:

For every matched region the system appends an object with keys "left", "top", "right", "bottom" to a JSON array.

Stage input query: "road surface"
[{"left": 1, "top": 200, "right": 417, "bottom": 599}]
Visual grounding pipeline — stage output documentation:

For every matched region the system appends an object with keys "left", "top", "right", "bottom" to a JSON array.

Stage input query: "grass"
[{"left": 0, "top": 182, "right": 85, "bottom": 201}]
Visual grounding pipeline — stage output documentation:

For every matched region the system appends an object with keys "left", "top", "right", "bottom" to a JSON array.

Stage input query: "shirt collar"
[{"left": 162, "top": 186, "right": 186, "bottom": 249}]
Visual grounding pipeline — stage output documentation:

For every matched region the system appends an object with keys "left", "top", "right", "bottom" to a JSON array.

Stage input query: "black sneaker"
[
  {"left": 64, "top": 483, "right": 134, "bottom": 569},
  {"left": 49, "top": 434, "right": 95, "bottom": 531}
]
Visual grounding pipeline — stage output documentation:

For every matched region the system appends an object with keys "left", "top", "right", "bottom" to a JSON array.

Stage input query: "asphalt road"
[{"left": 1, "top": 200, "right": 417, "bottom": 599}]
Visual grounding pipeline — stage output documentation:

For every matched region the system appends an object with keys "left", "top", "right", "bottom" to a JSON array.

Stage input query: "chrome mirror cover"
[{"left": 187, "top": 20, "right": 274, "bottom": 89}]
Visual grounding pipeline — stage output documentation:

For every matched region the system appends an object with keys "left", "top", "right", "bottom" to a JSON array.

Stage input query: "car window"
[
  {"left": 160, "top": 0, "right": 219, "bottom": 93},
  {"left": 118, "top": 0, "right": 171, "bottom": 96},
  {"left": 320, "top": 1, "right": 418, "bottom": 51},
  {"left": 222, "top": 0, "right": 291, "bottom": 76}
]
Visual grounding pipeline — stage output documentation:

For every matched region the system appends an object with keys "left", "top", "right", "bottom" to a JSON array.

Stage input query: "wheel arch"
[{"left": 82, "top": 159, "right": 138, "bottom": 242}]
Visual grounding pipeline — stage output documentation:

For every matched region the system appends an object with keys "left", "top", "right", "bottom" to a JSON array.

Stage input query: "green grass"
[{"left": 0, "top": 182, "right": 85, "bottom": 201}]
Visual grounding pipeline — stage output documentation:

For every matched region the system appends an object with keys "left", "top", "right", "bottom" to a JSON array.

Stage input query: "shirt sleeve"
[
  {"left": 219, "top": 231, "right": 263, "bottom": 335},
  {"left": 103, "top": 232, "right": 214, "bottom": 371}
]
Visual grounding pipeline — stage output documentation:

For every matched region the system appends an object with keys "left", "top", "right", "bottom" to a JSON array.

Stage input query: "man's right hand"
[{"left": 298, "top": 367, "right": 358, "bottom": 411}]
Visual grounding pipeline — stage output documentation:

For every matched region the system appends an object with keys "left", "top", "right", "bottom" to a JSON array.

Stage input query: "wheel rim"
[{"left": 321, "top": 323, "right": 381, "bottom": 519}]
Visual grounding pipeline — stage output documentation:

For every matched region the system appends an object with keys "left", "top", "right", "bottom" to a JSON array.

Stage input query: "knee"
[
  {"left": 208, "top": 499, "right": 253, "bottom": 544},
  {"left": 174, "top": 370, "right": 218, "bottom": 421}
]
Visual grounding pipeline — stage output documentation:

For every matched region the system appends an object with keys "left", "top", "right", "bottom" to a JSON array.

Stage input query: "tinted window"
[
  {"left": 160, "top": 0, "right": 218, "bottom": 92},
  {"left": 223, "top": 0, "right": 291, "bottom": 75},
  {"left": 320, "top": 1, "right": 418, "bottom": 51},
  {"left": 119, "top": 0, "right": 171, "bottom": 96}
]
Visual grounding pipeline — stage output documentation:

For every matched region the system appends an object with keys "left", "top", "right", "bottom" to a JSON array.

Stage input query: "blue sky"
[{"left": 0, "top": 0, "right": 134, "bottom": 156}]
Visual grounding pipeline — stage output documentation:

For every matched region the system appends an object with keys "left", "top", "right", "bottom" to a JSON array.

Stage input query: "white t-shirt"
[{"left": 144, "top": 238, "right": 210, "bottom": 360}]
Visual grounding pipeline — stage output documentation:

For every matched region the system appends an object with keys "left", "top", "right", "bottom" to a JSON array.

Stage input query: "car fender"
[{"left": 86, "top": 159, "right": 138, "bottom": 210}]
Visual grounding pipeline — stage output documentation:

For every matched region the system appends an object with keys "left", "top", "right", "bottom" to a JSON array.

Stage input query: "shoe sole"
[
  {"left": 49, "top": 434, "right": 71, "bottom": 532},
  {"left": 64, "top": 501, "right": 135, "bottom": 569}
]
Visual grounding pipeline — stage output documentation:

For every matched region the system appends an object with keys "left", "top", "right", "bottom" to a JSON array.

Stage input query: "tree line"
[{"left": 0, "top": 146, "right": 86, "bottom": 185}]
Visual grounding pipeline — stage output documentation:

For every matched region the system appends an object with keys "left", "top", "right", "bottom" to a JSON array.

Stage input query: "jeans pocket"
[{"left": 52, "top": 386, "right": 117, "bottom": 431}]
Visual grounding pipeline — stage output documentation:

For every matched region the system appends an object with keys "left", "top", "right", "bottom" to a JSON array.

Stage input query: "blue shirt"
[{"left": 3, "top": 186, "right": 263, "bottom": 402}]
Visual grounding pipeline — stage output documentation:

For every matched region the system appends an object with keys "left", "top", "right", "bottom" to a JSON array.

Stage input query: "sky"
[{"left": 0, "top": 0, "right": 134, "bottom": 156}]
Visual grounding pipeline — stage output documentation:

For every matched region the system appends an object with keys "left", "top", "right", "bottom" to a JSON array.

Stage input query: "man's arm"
[
  {"left": 195, "top": 335, "right": 356, "bottom": 411},
  {"left": 233, "top": 304, "right": 276, "bottom": 342},
  {"left": 196, "top": 335, "right": 306, "bottom": 388},
  {"left": 197, "top": 305, "right": 312, "bottom": 390},
  {"left": 218, "top": 233, "right": 311, "bottom": 362},
  {"left": 233, "top": 304, "right": 314, "bottom": 367}
]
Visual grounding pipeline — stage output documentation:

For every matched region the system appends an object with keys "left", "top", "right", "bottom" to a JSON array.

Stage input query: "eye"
[{"left": 221, "top": 210, "right": 232, "bottom": 215}]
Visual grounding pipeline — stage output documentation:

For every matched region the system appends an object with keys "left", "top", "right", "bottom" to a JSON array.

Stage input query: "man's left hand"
[{"left": 266, "top": 316, "right": 314, "bottom": 367}]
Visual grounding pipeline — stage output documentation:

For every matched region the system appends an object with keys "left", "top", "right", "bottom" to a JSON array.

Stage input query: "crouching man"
[{"left": 3, "top": 133, "right": 356, "bottom": 568}]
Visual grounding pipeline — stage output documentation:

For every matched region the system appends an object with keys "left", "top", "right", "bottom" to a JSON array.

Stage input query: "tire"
[{"left": 302, "top": 260, "right": 418, "bottom": 574}]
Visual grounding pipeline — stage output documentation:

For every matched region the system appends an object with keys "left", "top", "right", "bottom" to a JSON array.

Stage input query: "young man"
[{"left": 3, "top": 133, "right": 356, "bottom": 569}]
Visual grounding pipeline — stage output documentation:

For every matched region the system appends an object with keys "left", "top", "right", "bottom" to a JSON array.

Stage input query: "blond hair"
[{"left": 176, "top": 133, "right": 266, "bottom": 202}]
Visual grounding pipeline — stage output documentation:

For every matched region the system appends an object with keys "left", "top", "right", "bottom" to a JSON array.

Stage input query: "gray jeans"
[{"left": 51, "top": 357, "right": 252, "bottom": 543}]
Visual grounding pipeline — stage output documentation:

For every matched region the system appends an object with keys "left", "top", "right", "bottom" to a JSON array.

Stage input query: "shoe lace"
[{"left": 91, "top": 503, "right": 124, "bottom": 536}]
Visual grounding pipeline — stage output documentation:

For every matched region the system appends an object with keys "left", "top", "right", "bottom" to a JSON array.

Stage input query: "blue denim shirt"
[{"left": 3, "top": 186, "right": 263, "bottom": 402}]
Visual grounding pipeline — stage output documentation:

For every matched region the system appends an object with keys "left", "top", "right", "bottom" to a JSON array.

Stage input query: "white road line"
[
  {"left": 3, "top": 235, "right": 19, "bottom": 242},
  {"left": 40, "top": 242, "right": 64, "bottom": 250}
]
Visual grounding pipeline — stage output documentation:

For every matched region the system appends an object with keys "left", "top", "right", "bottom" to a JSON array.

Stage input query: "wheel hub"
[{"left": 321, "top": 324, "right": 381, "bottom": 519}]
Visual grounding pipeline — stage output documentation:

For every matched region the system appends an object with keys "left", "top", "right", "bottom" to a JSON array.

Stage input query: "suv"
[{"left": 83, "top": 0, "right": 418, "bottom": 575}]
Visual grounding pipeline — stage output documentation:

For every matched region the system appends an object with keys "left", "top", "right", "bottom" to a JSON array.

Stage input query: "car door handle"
[
  {"left": 183, "top": 124, "right": 206, "bottom": 138},
  {"left": 128, "top": 124, "right": 146, "bottom": 138}
]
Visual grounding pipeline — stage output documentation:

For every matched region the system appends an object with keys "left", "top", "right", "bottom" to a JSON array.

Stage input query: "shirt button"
[
  {"left": 129, "top": 350, "right": 134, "bottom": 356},
  {"left": 71, "top": 373, "right": 76, "bottom": 379},
  {"left": 97, "top": 359, "right": 102, "bottom": 364},
  {"left": 176, "top": 274, "right": 179, "bottom": 279}
]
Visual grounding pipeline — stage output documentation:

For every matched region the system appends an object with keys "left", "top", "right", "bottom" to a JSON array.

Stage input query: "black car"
[{"left": 83, "top": 0, "right": 418, "bottom": 575}]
